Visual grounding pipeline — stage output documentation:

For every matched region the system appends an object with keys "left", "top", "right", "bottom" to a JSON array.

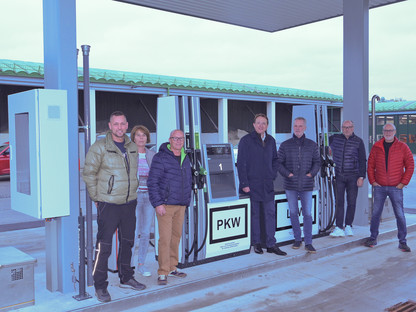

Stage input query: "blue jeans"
[
  {"left": 285, "top": 190, "right": 313, "bottom": 245},
  {"left": 335, "top": 174, "right": 359, "bottom": 228},
  {"left": 251, "top": 200, "right": 276, "bottom": 248},
  {"left": 135, "top": 191, "right": 155, "bottom": 264},
  {"left": 370, "top": 186, "right": 407, "bottom": 244}
]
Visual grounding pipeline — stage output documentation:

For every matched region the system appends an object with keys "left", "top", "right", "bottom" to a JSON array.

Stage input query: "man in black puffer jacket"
[
  {"left": 329, "top": 120, "right": 366, "bottom": 238},
  {"left": 148, "top": 129, "right": 192, "bottom": 286},
  {"left": 277, "top": 117, "right": 320, "bottom": 253}
]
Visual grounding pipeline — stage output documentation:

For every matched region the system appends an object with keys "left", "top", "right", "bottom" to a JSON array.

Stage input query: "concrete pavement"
[{"left": 1, "top": 213, "right": 415, "bottom": 312}]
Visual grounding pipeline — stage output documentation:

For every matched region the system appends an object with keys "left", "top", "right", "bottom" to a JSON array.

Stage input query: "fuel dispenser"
[
  {"left": 203, "top": 144, "right": 250, "bottom": 259},
  {"left": 154, "top": 96, "right": 251, "bottom": 268}
]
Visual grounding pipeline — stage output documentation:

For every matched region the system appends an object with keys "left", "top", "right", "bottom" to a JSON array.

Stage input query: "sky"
[{"left": 0, "top": 0, "right": 415, "bottom": 101}]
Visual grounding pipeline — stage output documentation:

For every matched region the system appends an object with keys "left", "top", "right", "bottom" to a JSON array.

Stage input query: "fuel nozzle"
[
  {"left": 197, "top": 167, "right": 207, "bottom": 189},
  {"left": 199, "top": 167, "right": 207, "bottom": 176}
]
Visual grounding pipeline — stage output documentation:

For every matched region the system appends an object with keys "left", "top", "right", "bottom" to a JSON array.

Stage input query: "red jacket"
[{"left": 367, "top": 137, "right": 414, "bottom": 186}]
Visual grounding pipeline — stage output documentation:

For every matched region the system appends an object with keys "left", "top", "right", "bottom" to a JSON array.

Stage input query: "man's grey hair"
[
  {"left": 342, "top": 120, "right": 354, "bottom": 126},
  {"left": 294, "top": 117, "right": 307, "bottom": 125},
  {"left": 383, "top": 123, "right": 396, "bottom": 131},
  {"left": 169, "top": 129, "right": 184, "bottom": 138}
]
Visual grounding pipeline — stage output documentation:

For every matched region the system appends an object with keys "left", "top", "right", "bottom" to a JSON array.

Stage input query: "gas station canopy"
[{"left": 115, "top": 0, "right": 405, "bottom": 32}]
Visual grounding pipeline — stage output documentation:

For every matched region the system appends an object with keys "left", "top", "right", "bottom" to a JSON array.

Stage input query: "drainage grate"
[
  {"left": 11, "top": 267, "right": 24, "bottom": 281},
  {"left": 386, "top": 300, "right": 416, "bottom": 312}
]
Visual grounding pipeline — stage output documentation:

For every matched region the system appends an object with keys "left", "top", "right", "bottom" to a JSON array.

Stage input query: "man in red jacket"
[{"left": 365, "top": 123, "right": 414, "bottom": 251}]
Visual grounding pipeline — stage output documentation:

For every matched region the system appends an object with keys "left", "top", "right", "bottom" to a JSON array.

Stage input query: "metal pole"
[
  {"left": 371, "top": 95, "right": 380, "bottom": 146},
  {"left": 370, "top": 95, "right": 380, "bottom": 209},
  {"left": 81, "top": 45, "right": 94, "bottom": 286},
  {"left": 73, "top": 48, "right": 91, "bottom": 301}
]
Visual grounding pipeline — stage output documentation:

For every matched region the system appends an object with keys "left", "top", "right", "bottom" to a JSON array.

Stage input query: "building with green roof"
[
  {"left": 369, "top": 99, "right": 416, "bottom": 153},
  {"left": 2, "top": 59, "right": 414, "bottom": 152}
]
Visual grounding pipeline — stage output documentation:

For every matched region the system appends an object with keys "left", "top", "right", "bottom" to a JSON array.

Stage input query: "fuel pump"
[
  {"left": 315, "top": 105, "right": 336, "bottom": 232},
  {"left": 182, "top": 96, "right": 207, "bottom": 264}
]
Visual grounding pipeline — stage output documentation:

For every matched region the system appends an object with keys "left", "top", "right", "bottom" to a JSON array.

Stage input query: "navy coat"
[
  {"left": 237, "top": 131, "right": 278, "bottom": 202},
  {"left": 148, "top": 142, "right": 192, "bottom": 207},
  {"left": 277, "top": 134, "right": 320, "bottom": 191}
]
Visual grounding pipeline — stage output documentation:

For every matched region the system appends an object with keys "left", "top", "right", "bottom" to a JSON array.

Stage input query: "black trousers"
[
  {"left": 93, "top": 199, "right": 137, "bottom": 290},
  {"left": 335, "top": 174, "right": 359, "bottom": 228}
]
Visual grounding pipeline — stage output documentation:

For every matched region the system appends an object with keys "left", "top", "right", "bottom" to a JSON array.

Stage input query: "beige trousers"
[{"left": 156, "top": 204, "right": 186, "bottom": 275}]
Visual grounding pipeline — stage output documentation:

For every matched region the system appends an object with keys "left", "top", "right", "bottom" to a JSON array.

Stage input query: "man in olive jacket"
[
  {"left": 277, "top": 117, "right": 320, "bottom": 253},
  {"left": 83, "top": 111, "right": 145, "bottom": 303}
]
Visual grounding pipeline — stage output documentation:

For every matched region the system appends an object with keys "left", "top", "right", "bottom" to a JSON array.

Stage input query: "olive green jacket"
[{"left": 83, "top": 131, "right": 138, "bottom": 204}]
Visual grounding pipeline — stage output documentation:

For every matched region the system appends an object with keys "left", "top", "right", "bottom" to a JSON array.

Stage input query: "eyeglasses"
[
  {"left": 170, "top": 137, "right": 184, "bottom": 141},
  {"left": 383, "top": 129, "right": 395, "bottom": 133},
  {"left": 342, "top": 126, "right": 353, "bottom": 129}
]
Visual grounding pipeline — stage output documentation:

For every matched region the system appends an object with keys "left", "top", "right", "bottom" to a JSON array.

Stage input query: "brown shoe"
[{"left": 157, "top": 275, "right": 167, "bottom": 285}]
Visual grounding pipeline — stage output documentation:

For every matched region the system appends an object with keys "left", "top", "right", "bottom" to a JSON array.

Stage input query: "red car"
[{"left": 0, "top": 142, "right": 10, "bottom": 176}]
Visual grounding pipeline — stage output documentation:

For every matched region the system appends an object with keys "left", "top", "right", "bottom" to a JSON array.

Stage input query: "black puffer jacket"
[
  {"left": 329, "top": 133, "right": 366, "bottom": 177},
  {"left": 277, "top": 134, "right": 320, "bottom": 191}
]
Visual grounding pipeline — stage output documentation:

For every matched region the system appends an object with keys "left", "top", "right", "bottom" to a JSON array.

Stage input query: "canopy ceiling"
[{"left": 115, "top": 0, "right": 405, "bottom": 32}]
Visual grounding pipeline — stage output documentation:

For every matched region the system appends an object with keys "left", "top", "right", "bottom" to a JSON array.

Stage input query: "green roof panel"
[{"left": 0, "top": 59, "right": 343, "bottom": 102}]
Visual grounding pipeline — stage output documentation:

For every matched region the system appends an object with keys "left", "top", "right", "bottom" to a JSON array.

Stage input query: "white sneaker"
[
  {"left": 330, "top": 227, "right": 345, "bottom": 237},
  {"left": 137, "top": 265, "right": 151, "bottom": 277},
  {"left": 345, "top": 225, "right": 354, "bottom": 236}
]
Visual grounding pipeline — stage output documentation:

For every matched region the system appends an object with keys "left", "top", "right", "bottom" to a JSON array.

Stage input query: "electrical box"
[
  {"left": 0, "top": 247, "right": 37, "bottom": 311},
  {"left": 8, "top": 89, "right": 70, "bottom": 219},
  {"left": 203, "top": 144, "right": 239, "bottom": 202}
]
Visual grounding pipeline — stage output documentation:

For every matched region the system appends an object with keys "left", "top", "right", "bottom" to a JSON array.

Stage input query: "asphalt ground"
[{"left": 0, "top": 211, "right": 415, "bottom": 312}]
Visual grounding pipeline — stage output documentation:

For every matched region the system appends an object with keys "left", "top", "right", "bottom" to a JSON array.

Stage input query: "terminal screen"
[
  {"left": 15, "top": 113, "right": 31, "bottom": 195},
  {"left": 206, "top": 144, "right": 237, "bottom": 199}
]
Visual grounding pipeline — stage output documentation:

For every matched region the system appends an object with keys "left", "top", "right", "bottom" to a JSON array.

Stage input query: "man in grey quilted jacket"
[
  {"left": 277, "top": 117, "right": 320, "bottom": 254},
  {"left": 83, "top": 111, "right": 145, "bottom": 303}
]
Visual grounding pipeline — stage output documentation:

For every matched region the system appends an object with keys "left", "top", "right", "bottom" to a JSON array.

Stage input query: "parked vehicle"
[{"left": 0, "top": 142, "right": 10, "bottom": 176}]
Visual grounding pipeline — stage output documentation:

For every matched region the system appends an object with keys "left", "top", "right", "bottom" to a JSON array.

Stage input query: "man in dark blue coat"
[
  {"left": 148, "top": 129, "right": 192, "bottom": 286},
  {"left": 237, "top": 113, "right": 287, "bottom": 256},
  {"left": 277, "top": 117, "right": 320, "bottom": 253},
  {"left": 329, "top": 120, "right": 366, "bottom": 237}
]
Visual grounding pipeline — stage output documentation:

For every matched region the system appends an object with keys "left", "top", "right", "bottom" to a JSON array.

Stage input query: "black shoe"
[
  {"left": 305, "top": 244, "right": 316, "bottom": 254},
  {"left": 95, "top": 288, "right": 111, "bottom": 303},
  {"left": 267, "top": 245, "right": 287, "bottom": 256},
  {"left": 120, "top": 278, "right": 146, "bottom": 291},
  {"left": 364, "top": 237, "right": 377, "bottom": 248},
  {"left": 168, "top": 270, "right": 187, "bottom": 278},
  {"left": 254, "top": 244, "right": 263, "bottom": 254},
  {"left": 292, "top": 241, "right": 302, "bottom": 249},
  {"left": 399, "top": 243, "right": 411, "bottom": 252}
]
